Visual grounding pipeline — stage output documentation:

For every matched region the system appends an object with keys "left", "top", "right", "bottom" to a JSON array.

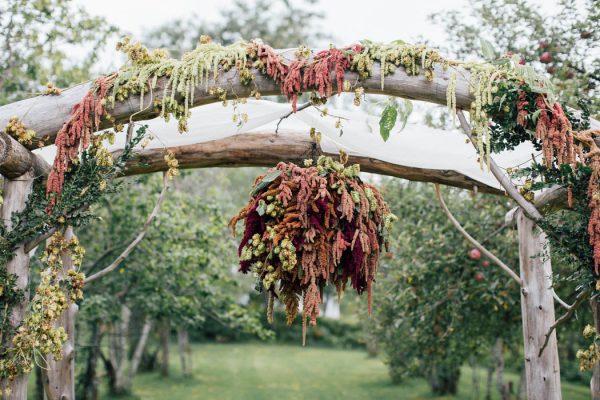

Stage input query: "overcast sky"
[
  {"left": 81, "top": 0, "right": 466, "bottom": 46},
  {"left": 77, "top": 0, "right": 566, "bottom": 68}
]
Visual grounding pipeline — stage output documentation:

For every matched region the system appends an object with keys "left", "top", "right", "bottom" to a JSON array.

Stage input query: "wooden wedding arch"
[{"left": 0, "top": 48, "right": 592, "bottom": 400}]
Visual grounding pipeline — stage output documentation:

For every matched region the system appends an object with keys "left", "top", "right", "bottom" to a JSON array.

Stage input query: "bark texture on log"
[
  {"left": 117, "top": 131, "right": 503, "bottom": 194},
  {"left": 42, "top": 227, "right": 77, "bottom": 400},
  {"left": 0, "top": 131, "right": 50, "bottom": 178},
  {"left": 591, "top": 299, "right": 600, "bottom": 400},
  {"left": 516, "top": 209, "right": 562, "bottom": 400},
  {"left": 0, "top": 171, "right": 35, "bottom": 400},
  {"left": 0, "top": 62, "right": 473, "bottom": 150}
]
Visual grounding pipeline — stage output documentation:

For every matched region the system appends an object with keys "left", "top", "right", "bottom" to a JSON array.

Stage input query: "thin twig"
[
  {"left": 84, "top": 173, "right": 169, "bottom": 283},
  {"left": 538, "top": 290, "right": 591, "bottom": 357},
  {"left": 275, "top": 102, "right": 311, "bottom": 133},
  {"left": 434, "top": 183, "right": 522, "bottom": 285},
  {"left": 456, "top": 110, "right": 543, "bottom": 222},
  {"left": 552, "top": 289, "right": 572, "bottom": 310},
  {"left": 24, "top": 228, "right": 56, "bottom": 253}
]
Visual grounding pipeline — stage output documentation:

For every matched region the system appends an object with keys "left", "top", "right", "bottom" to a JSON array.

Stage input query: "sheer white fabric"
[{"left": 34, "top": 99, "right": 539, "bottom": 191}]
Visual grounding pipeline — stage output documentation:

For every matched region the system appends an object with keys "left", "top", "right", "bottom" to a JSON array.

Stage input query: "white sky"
[
  {"left": 81, "top": 0, "right": 466, "bottom": 46},
  {"left": 77, "top": 0, "right": 564, "bottom": 71},
  {"left": 79, "top": 0, "right": 564, "bottom": 47}
]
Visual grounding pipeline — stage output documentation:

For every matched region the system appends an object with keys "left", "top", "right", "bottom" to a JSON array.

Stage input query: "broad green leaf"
[
  {"left": 379, "top": 104, "right": 398, "bottom": 141},
  {"left": 479, "top": 38, "right": 496, "bottom": 61},
  {"left": 251, "top": 170, "right": 281, "bottom": 196}
]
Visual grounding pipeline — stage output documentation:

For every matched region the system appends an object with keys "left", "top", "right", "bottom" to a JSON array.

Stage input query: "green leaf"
[
  {"left": 479, "top": 38, "right": 496, "bottom": 61},
  {"left": 379, "top": 104, "right": 398, "bottom": 141},
  {"left": 251, "top": 170, "right": 281, "bottom": 196},
  {"left": 398, "top": 99, "right": 413, "bottom": 131}
]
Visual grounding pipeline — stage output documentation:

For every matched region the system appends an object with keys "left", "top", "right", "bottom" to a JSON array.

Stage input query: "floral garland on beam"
[
  {"left": 229, "top": 156, "right": 396, "bottom": 345},
  {"left": 46, "top": 76, "right": 112, "bottom": 211}
]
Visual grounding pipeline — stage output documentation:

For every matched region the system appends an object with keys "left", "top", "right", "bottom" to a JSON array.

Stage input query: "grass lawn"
[{"left": 101, "top": 342, "right": 589, "bottom": 400}]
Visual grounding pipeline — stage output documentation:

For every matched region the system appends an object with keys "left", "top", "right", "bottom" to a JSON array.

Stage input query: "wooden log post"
[
  {"left": 0, "top": 171, "right": 35, "bottom": 399},
  {"left": 42, "top": 226, "right": 77, "bottom": 400},
  {"left": 591, "top": 300, "right": 600, "bottom": 400},
  {"left": 515, "top": 209, "right": 562, "bottom": 399}
]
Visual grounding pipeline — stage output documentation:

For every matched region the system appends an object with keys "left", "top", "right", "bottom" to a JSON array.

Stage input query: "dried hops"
[{"left": 229, "top": 156, "right": 396, "bottom": 344}]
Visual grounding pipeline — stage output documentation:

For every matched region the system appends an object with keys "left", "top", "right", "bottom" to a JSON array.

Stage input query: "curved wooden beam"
[
  {"left": 0, "top": 131, "right": 50, "bottom": 179},
  {"left": 116, "top": 131, "right": 503, "bottom": 194},
  {"left": 0, "top": 62, "right": 473, "bottom": 150}
]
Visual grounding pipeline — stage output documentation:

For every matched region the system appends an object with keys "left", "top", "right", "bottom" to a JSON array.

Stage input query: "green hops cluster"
[
  {"left": 364, "top": 187, "right": 377, "bottom": 211},
  {"left": 276, "top": 238, "right": 297, "bottom": 272},
  {"left": 241, "top": 233, "right": 267, "bottom": 261}
]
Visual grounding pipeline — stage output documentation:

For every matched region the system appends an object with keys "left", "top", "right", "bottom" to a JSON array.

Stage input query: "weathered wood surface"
[
  {"left": 0, "top": 62, "right": 473, "bottom": 150},
  {"left": 42, "top": 226, "right": 77, "bottom": 400},
  {"left": 591, "top": 300, "right": 600, "bottom": 400},
  {"left": 0, "top": 131, "right": 50, "bottom": 178},
  {"left": 516, "top": 209, "right": 562, "bottom": 400},
  {"left": 0, "top": 171, "right": 35, "bottom": 400},
  {"left": 115, "top": 131, "right": 503, "bottom": 194}
]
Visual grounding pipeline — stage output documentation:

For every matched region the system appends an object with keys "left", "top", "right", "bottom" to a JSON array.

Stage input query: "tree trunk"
[
  {"left": 42, "top": 227, "right": 77, "bottom": 400},
  {"left": 127, "top": 318, "right": 153, "bottom": 387},
  {"left": 0, "top": 171, "right": 34, "bottom": 399},
  {"left": 485, "top": 361, "right": 494, "bottom": 400},
  {"left": 34, "top": 365, "right": 44, "bottom": 400},
  {"left": 426, "top": 363, "right": 460, "bottom": 395},
  {"left": 80, "top": 321, "right": 103, "bottom": 400},
  {"left": 108, "top": 305, "right": 131, "bottom": 395},
  {"left": 178, "top": 328, "right": 192, "bottom": 377},
  {"left": 469, "top": 355, "right": 480, "bottom": 400},
  {"left": 160, "top": 320, "right": 170, "bottom": 377},
  {"left": 365, "top": 332, "right": 378, "bottom": 358},
  {"left": 591, "top": 299, "right": 600, "bottom": 400},
  {"left": 517, "top": 367, "right": 527, "bottom": 400},
  {"left": 516, "top": 210, "right": 562, "bottom": 400},
  {"left": 493, "top": 337, "right": 510, "bottom": 400}
]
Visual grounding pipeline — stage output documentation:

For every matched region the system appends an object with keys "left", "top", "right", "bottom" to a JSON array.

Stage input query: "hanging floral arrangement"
[{"left": 229, "top": 155, "right": 396, "bottom": 344}]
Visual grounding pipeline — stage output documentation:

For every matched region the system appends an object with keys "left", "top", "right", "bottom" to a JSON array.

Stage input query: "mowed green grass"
[{"left": 101, "top": 342, "right": 590, "bottom": 400}]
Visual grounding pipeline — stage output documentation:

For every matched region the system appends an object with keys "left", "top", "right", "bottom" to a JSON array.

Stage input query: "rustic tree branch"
[
  {"left": 84, "top": 173, "right": 169, "bottom": 283},
  {"left": 0, "top": 61, "right": 475, "bottom": 152},
  {"left": 434, "top": 183, "right": 522, "bottom": 284},
  {"left": 539, "top": 290, "right": 591, "bottom": 357},
  {"left": 0, "top": 131, "right": 50, "bottom": 178},
  {"left": 117, "top": 131, "right": 503, "bottom": 194},
  {"left": 456, "top": 110, "right": 544, "bottom": 222}
]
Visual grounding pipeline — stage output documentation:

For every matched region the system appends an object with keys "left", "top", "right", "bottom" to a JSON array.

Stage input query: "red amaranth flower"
[{"left": 46, "top": 76, "right": 111, "bottom": 212}]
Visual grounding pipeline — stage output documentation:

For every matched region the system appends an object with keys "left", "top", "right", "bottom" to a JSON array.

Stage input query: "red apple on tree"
[
  {"left": 482, "top": 260, "right": 490, "bottom": 267},
  {"left": 474, "top": 272, "right": 485, "bottom": 282},
  {"left": 539, "top": 40, "right": 549, "bottom": 49},
  {"left": 540, "top": 52, "right": 552, "bottom": 64},
  {"left": 468, "top": 248, "right": 481, "bottom": 260}
]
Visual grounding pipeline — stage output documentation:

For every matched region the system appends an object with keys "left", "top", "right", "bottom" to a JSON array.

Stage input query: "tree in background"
[
  {"left": 75, "top": 174, "right": 270, "bottom": 398},
  {"left": 0, "top": 0, "right": 117, "bottom": 105},
  {"left": 431, "top": 0, "right": 599, "bottom": 116},
  {"left": 143, "top": 0, "right": 329, "bottom": 58},
  {"left": 430, "top": 0, "right": 599, "bottom": 388},
  {"left": 371, "top": 180, "right": 522, "bottom": 397}
]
